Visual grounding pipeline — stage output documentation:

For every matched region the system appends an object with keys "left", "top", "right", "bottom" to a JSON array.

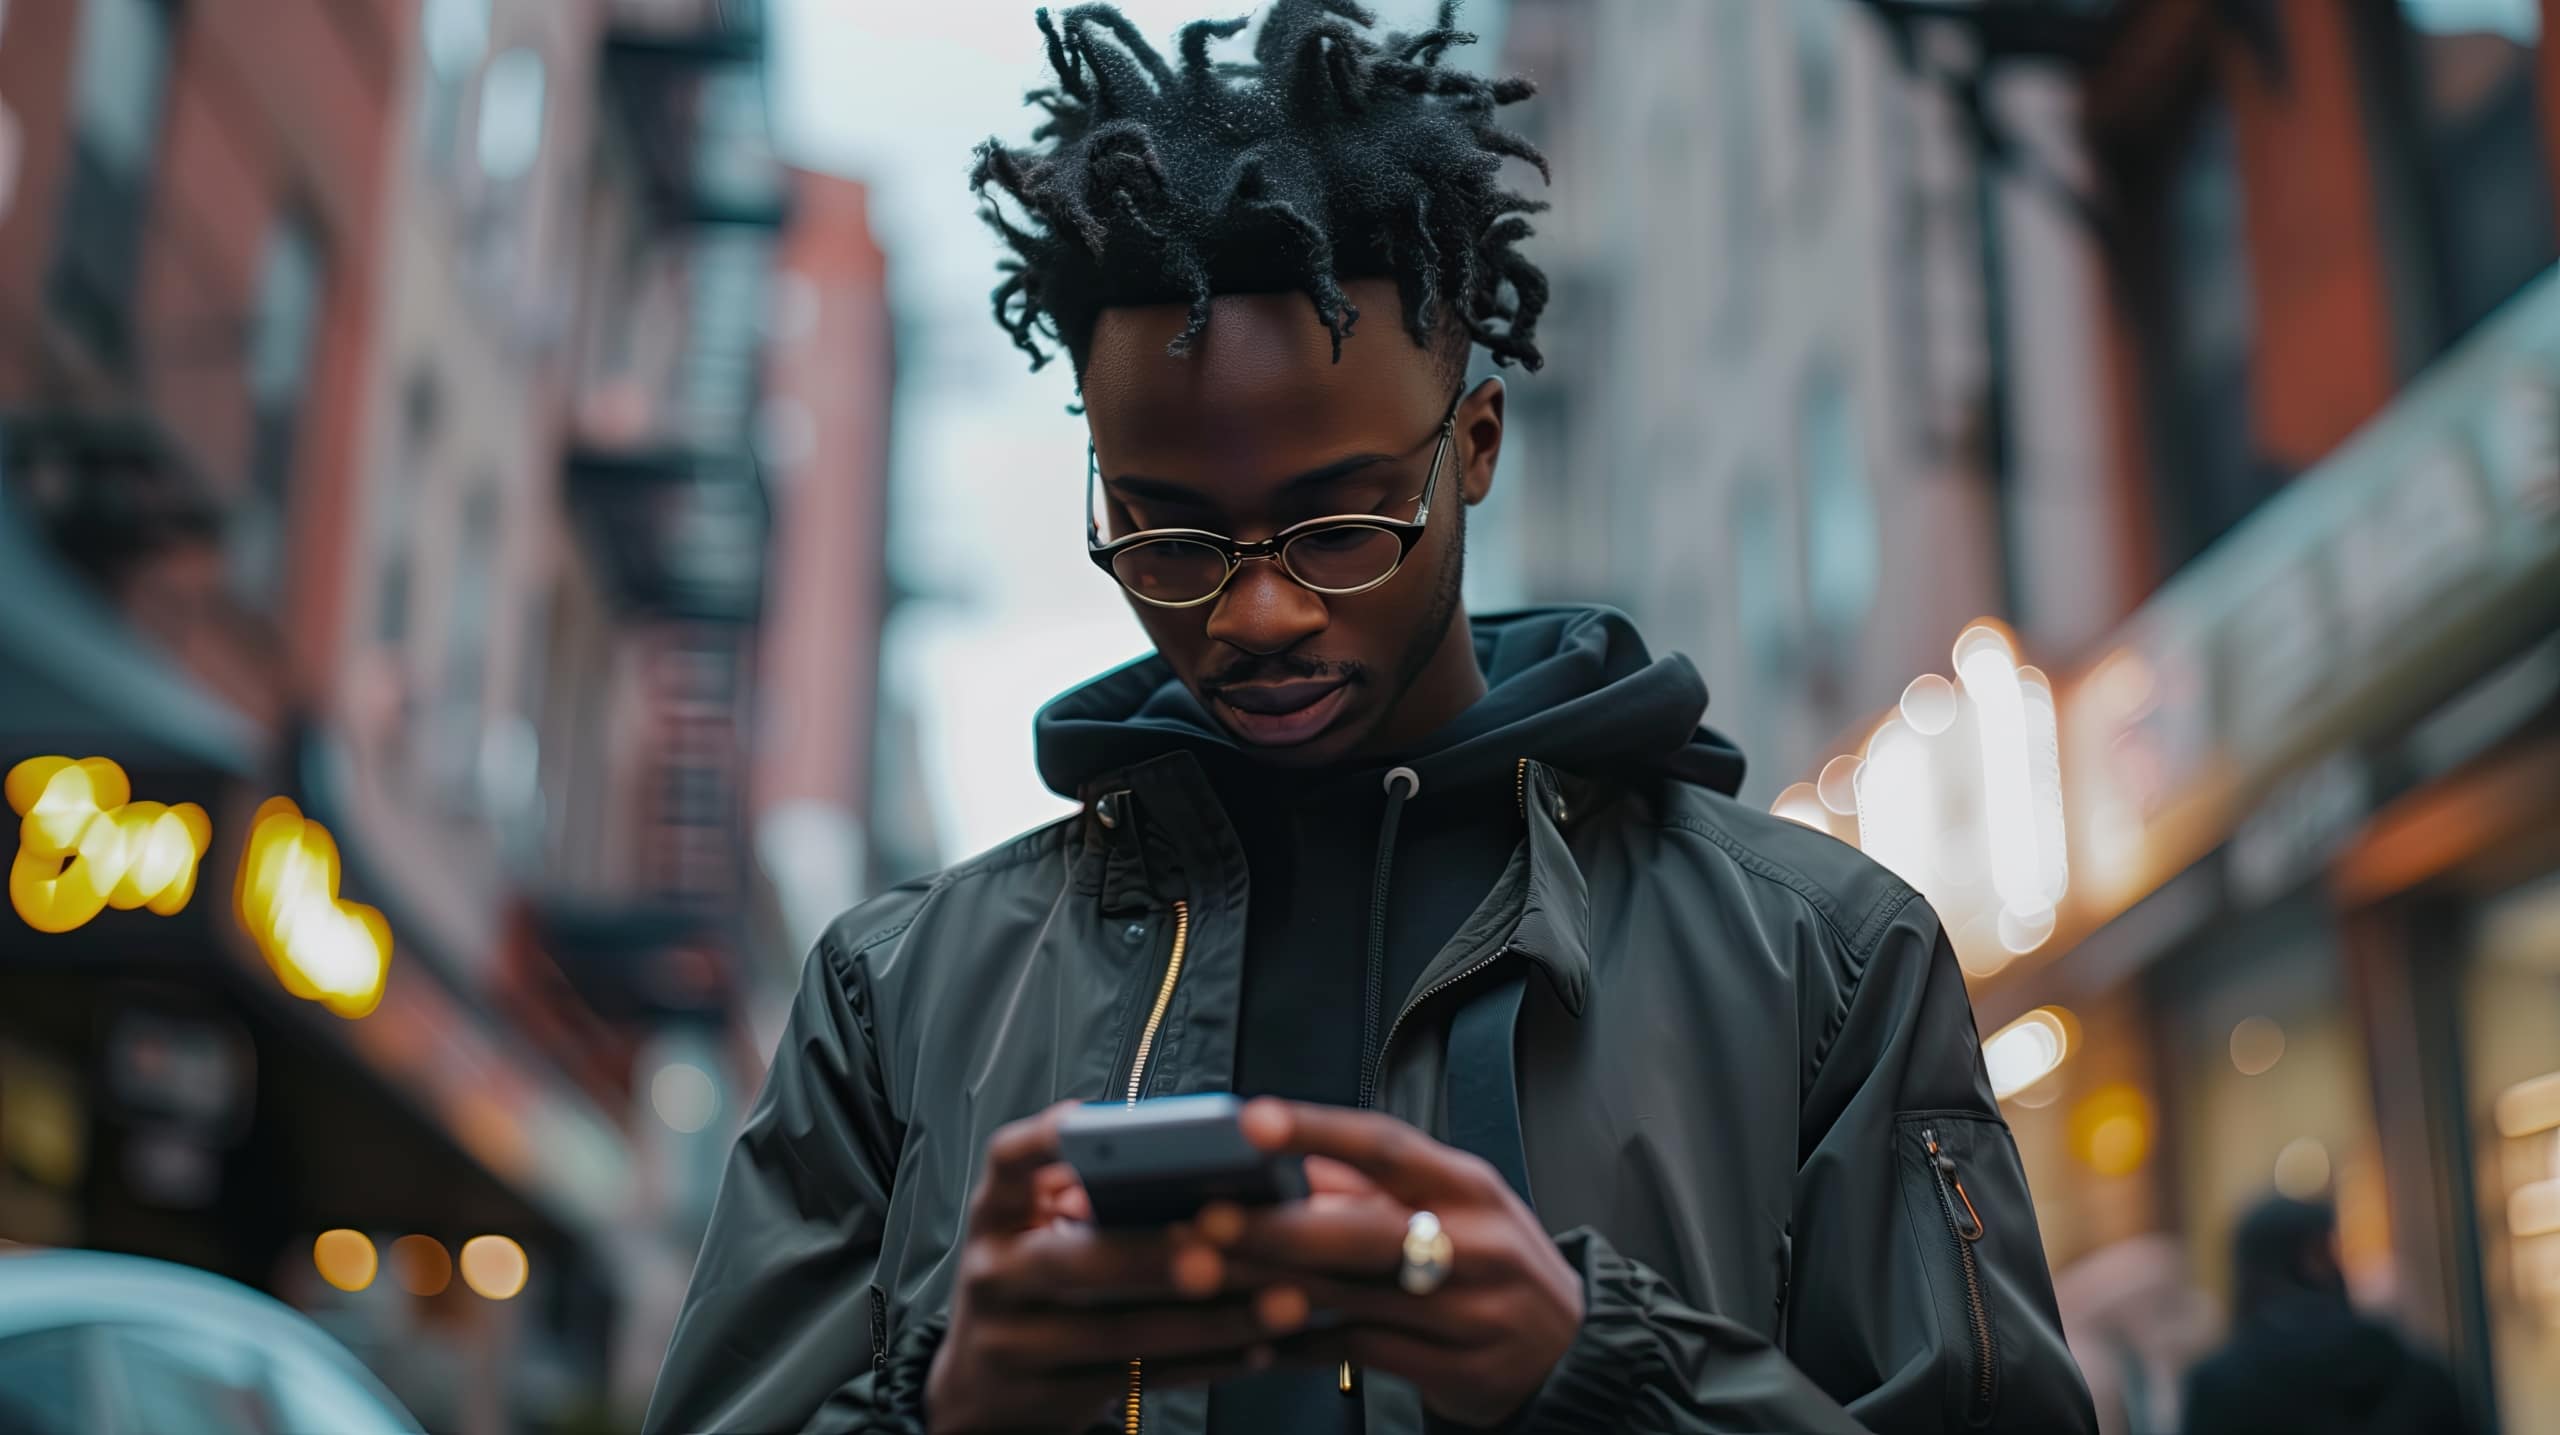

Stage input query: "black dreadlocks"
[{"left": 970, "top": 0, "right": 1550, "bottom": 379}]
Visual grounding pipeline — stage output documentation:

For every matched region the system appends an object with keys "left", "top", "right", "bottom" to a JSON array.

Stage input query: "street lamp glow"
[
  {"left": 235, "top": 798, "right": 392, "bottom": 1020},
  {"left": 459, "top": 1235, "right": 529, "bottom": 1300},
  {"left": 651, "top": 1062, "right": 720, "bottom": 1134},
  {"left": 7, "top": 756, "right": 210, "bottom": 933},
  {"left": 313, "top": 1230, "right": 377, "bottom": 1293},
  {"left": 1984, "top": 1007, "right": 2073, "bottom": 1101},
  {"left": 1956, "top": 627, "right": 2049, "bottom": 930}
]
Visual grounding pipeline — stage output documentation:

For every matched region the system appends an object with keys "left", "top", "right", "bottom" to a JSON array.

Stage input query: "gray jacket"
[{"left": 649, "top": 608, "right": 2097, "bottom": 1434}]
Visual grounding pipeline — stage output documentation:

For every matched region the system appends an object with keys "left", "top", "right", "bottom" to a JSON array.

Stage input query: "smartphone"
[{"left": 1057, "top": 1093, "right": 1310, "bottom": 1229}]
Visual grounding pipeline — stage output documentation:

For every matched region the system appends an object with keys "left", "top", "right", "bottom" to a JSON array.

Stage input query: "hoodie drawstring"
[{"left": 1356, "top": 766, "right": 1421, "bottom": 1109}]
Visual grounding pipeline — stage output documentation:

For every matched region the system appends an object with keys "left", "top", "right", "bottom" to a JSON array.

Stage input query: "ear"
[{"left": 1457, "top": 376, "right": 1504, "bottom": 506}]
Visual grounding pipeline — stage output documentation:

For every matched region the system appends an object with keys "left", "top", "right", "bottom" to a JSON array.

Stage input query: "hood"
[{"left": 1035, "top": 605, "right": 1746, "bottom": 800}]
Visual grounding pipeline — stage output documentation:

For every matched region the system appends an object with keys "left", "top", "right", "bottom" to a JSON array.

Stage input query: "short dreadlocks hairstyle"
[{"left": 970, "top": 1, "right": 1550, "bottom": 381}]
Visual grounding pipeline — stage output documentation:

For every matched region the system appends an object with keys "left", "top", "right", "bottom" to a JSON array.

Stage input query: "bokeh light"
[
  {"left": 235, "top": 797, "right": 393, "bottom": 1020},
  {"left": 2230, "top": 1016, "right": 2287, "bottom": 1076},
  {"left": 1984, "top": 1007, "right": 2074, "bottom": 1101},
  {"left": 1771, "top": 782, "right": 1830, "bottom": 831},
  {"left": 6, "top": 756, "right": 210, "bottom": 933},
  {"left": 460, "top": 1235, "right": 529, "bottom": 1300},
  {"left": 651, "top": 1062, "right": 719, "bottom": 1134},
  {"left": 313, "top": 1229, "right": 378, "bottom": 1293},
  {"left": 2274, "top": 1137, "right": 2334, "bottom": 1198},
  {"left": 2496, "top": 1070, "right": 2560, "bottom": 1137},
  {"left": 1899, "top": 673, "right": 1959, "bottom": 736},
  {"left": 391, "top": 1234, "right": 452, "bottom": 1297},
  {"left": 2070, "top": 1083, "right": 2155, "bottom": 1178},
  {"left": 1816, "top": 754, "right": 1863, "bottom": 815}
]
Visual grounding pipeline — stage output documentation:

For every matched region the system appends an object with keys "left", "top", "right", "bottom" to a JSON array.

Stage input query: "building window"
[
  {"left": 376, "top": 370, "right": 441, "bottom": 646},
  {"left": 227, "top": 215, "right": 326, "bottom": 605},
  {"left": 48, "top": 0, "right": 175, "bottom": 364},
  {"left": 418, "top": 0, "right": 491, "bottom": 174},
  {"left": 1791, "top": 0, "right": 1840, "bottom": 209},
  {"left": 1731, "top": 475, "right": 1795, "bottom": 682},
  {"left": 2381, "top": 0, "right": 2558, "bottom": 350},
  {"left": 1711, "top": 2, "right": 1764, "bottom": 347},
  {"left": 2129, "top": 101, "right": 2272, "bottom": 568},
  {"left": 430, "top": 483, "right": 502, "bottom": 809},
  {"left": 1800, "top": 363, "right": 1878, "bottom": 650}
]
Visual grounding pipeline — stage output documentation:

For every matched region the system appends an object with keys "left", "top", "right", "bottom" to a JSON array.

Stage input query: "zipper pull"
[
  {"left": 1923, "top": 1129, "right": 1985, "bottom": 1242},
  {"left": 1338, "top": 1360, "right": 1358, "bottom": 1395}
]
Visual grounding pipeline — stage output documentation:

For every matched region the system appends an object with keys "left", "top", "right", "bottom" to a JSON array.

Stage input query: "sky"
[{"left": 767, "top": 0, "right": 1507, "bottom": 860}]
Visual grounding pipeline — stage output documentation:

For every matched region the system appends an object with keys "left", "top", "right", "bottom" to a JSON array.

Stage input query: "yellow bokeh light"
[
  {"left": 459, "top": 1235, "right": 529, "bottom": 1300},
  {"left": 2069, "top": 1083, "right": 2155, "bottom": 1178},
  {"left": 391, "top": 1234, "right": 451, "bottom": 1296},
  {"left": 7, "top": 756, "right": 210, "bottom": 933},
  {"left": 313, "top": 1229, "right": 378, "bottom": 1293},
  {"left": 235, "top": 797, "right": 392, "bottom": 1020}
]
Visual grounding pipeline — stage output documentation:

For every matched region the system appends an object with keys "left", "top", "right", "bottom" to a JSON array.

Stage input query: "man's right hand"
[{"left": 923, "top": 1103, "right": 1312, "bottom": 1433}]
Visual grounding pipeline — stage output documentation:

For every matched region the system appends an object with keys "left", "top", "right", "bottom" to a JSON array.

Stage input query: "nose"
[{"left": 1203, "top": 556, "right": 1329, "bottom": 655}]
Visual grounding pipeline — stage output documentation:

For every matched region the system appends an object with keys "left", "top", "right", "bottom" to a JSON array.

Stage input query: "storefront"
[
  {"left": 0, "top": 494, "right": 638, "bottom": 1431},
  {"left": 1787, "top": 264, "right": 2560, "bottom": 1428}
]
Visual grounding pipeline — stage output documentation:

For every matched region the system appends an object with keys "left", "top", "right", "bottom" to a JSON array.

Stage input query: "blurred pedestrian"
[
  {"left": 647, "top": 4, "right": 2096, "bottom": 1433},
  {"left": 2181, "top": 1196, "right": 2472, "bottom": 1435}
]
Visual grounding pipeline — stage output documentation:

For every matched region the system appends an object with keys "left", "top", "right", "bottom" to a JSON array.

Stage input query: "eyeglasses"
[{"left": 1086, "top": 390, "right": 1463, "bottom": 609}]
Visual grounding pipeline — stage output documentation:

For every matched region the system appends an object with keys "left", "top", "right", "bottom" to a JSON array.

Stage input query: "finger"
[
  {"left": 971, "top": 1102, "right": 1081, "bottom": 1233},
  {"left": 972, "top": 1224, "right": 1213, "bottom": 1309},
  {"left": 1219, "top": 1198, "right": 1410, "bottom": 1276},
  {"left": 1240, "top": 1099, "right": 1478, "bottom": 1204},
  {"left": 1304, "top": 1154, "right": 1384, "bottom": 1198},
  {"left": 978, "top": 1291, "right": 1311, "bottom": 1371},
  {"left": 1273, "top": 1323, "right": 1473, "bottom": 1389},
  {"left": 1287, "top": 1276, "right": 1510, "bottom": 1343},
  {"left": 1121, "top": 1342, "right": 1287, "bottom": 1390}
]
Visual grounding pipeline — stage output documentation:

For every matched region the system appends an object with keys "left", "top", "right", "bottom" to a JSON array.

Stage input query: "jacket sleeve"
[
  {"left": 644, "top": 921, "right": 916, "bottom": 1435},
  {"left": 1510, "top": 895, "right": 2098, "bottom": 1434}
]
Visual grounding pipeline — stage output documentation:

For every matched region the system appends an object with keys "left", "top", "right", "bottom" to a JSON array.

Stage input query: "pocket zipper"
[{"left": 1922, "top": 1126, "right": 1996, "bottom": 1425}]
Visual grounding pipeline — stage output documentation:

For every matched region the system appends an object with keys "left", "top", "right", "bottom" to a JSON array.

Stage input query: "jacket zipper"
[
  {"left": 1121, "top": 899, "right": 1191, "bottom": 1435},
  {"left": 1922, "top": 1127, "right": 1995, "bottom": 1425},
  {"left": 867, "top": 1285, "right": 888, "bottom": 1379},
  {"left": 1337, "top": 762, "right": 1535, "bottom": 1398}
]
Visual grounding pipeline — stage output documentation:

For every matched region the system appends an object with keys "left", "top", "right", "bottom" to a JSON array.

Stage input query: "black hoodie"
[{"left": 1039, "top": 608, "right": 1745, "bottom": 1434}]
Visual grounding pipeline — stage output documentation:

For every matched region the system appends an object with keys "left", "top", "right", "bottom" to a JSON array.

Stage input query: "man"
[
  {"left": 2180, "top": 1197, "right": 2472, "bottom": 1435},
  {"left": 648, "top": 4, "right": 2097, "bottom": 1432}
]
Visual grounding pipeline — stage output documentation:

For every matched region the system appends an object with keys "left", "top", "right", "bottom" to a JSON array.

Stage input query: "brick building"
[{"left": 0, "top": 0, "right": 899, "bottom": 1427}]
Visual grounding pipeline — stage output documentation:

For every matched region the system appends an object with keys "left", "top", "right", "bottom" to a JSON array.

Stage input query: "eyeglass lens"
[{"left": 1109, "top": 523, "right": 1405, "bottom": 604}]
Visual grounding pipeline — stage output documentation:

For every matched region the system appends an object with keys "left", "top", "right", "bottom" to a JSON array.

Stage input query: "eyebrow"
[{"left": 1103, "top": 451, "right": 1398, "bottom": 507}]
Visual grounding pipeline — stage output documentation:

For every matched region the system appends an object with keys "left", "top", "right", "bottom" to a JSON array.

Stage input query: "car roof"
[{"left": 0, "top": 1249, "right": 410, "bottom": 1408}]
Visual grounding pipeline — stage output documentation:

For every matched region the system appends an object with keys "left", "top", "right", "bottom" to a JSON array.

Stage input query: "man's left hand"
[{"left": 1201, "top": 1098, "right": 1584, "bottom": 1428}]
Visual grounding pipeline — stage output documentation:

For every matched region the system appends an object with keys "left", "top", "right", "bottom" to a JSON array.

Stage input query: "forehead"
[{"left": 1080, "top": 278, "right": 1447, "bottom": 477}]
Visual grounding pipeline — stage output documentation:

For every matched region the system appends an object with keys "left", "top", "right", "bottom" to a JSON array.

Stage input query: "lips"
[{"left": 1210, "top": 679, "right": 1353, "bottom": 747}]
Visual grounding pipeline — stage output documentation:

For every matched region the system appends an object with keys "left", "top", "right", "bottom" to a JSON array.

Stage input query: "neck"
[{"left": 1357, "top": 610, "right": 1485, "bottom": 756}]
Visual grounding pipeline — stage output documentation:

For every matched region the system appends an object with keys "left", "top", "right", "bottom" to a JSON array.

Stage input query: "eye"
[{"left": 1289, "top": 525, "right": 1381, "bottom": 554}]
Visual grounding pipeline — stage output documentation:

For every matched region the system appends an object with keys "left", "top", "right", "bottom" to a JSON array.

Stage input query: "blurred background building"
[
  {"left": 0, "top": 0, "right": 892, "bottom": 1428},
  {"left": 1497, "top": 2, "right": 2560, "bottom": 1432},
  {"left": 5, "top": 0, "right": 2560, "bottom": 1431}
]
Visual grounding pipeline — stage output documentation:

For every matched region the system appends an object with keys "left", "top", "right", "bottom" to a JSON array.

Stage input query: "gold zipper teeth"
[
  {"left": 1123, "top": 901, "right": 1191, "bottom": 1106},
  {"left": 1122, "top": 898, "right": 1190, "bottom": 1434}
]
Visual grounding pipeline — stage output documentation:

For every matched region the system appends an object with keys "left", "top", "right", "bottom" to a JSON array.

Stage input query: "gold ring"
[{"left": 1398, "top": 1209, "right": 1454, "bottom": 1295}]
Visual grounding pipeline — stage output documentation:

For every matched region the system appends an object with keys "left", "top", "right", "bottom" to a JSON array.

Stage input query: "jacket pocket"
[
  {"left": 1896, "top": 1112, "right": 2000, "bottom": 1428},
  {"left": 868, "top": 1284, "right": 890, "bottom": 1380}
]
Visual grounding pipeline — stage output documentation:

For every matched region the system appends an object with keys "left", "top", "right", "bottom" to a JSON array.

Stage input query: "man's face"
[{"left": 1080, "top": 276, "right": 1503, "bottom": 768}]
